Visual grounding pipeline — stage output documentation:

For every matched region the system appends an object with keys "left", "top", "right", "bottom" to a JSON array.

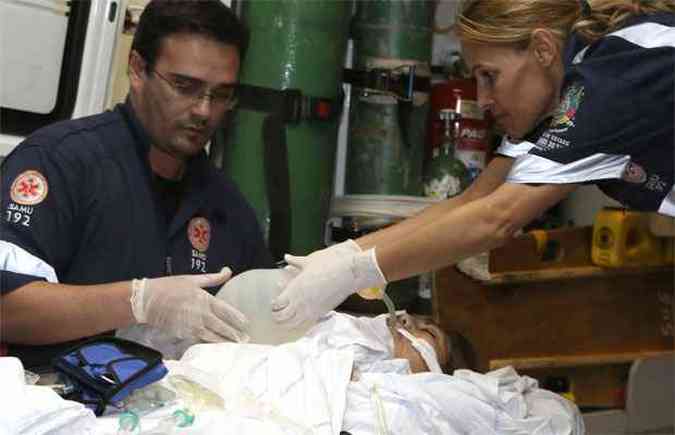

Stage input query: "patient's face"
[{"left": 389, "top": 313, "right": 449, "bottom": 373}]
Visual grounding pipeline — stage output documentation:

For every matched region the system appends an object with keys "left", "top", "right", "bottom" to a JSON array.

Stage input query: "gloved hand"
[
  {"left": 272, "top": 248, "right": 387, "bottom": 329},
  {"left": 130, "top": 268, "right": 249, "bottom": 343},
  {"left": 280, "top": 239, "right": 362, "bottom": 276},
  {"left": 286, "top": 239, "right": 382, "bottom": 300},
  {"left": 303, "top": 239, "right": 362, "bottom": 262}
]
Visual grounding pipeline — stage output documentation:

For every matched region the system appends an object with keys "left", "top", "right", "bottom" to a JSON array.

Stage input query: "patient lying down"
[
  {"left": 163, "top": 310, "right": 582, "bottom": 435},
  {"left": 118, "top": 270, "right": 583, "bottom": 435},
  {"left": 118, "top": 268, "right": 451, "bottom": 374}
]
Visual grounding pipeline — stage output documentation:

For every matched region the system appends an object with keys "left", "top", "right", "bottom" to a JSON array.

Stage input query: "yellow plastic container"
[{"left": 591, "top": 208, "right": 665, "bottom": 267}]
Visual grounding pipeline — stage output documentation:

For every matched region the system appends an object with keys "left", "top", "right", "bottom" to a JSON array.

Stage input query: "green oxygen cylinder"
[
  {"left": 223, "top": 1, "right": 350, "bottom": 258},
  {"left": 338, "top": 0, "right": 433, "bottom": 315},
  {"left": 346, "top": 0, "right": 433, "bottom": 196}
]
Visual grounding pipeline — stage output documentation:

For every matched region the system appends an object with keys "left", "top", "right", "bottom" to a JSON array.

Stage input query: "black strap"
[
  {"left": 262, "top": 115, "right": 292, "bottom": 261},
  {"left": 237, "top": 84, "right": 340, "bottom": 124},
  {"left": 344, "top": 66, "right": 427, "bottom": 145},
  {"left": 237, "top": 84, "right": 339, "bottom": 260},
  {"left": 397, "top": 99, "right": 414, "bottom": 149},
  {"left": 343, "top": 66, "right": 430, "bottom": 100}
]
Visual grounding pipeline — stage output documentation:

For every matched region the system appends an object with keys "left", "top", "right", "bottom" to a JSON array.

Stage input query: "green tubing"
[{"left": 224, "top": 0, "right": 350, "bottom": 256}]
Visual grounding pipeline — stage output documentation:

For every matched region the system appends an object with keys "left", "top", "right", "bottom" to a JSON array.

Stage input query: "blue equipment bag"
[{"left": 52, "top": 337, "right": 167, "bottom": 415}]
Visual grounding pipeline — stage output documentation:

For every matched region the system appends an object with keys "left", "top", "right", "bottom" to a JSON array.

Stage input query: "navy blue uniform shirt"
[
  {"left": 0, "top": 101, "right": 272, "bottom": 367},
  {"left": 497, "top": 13, "right": 675, "bottom": 215}
]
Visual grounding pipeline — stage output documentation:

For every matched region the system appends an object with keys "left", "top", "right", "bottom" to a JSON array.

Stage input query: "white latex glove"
[
  {"left": 282, "top": 238, "right": 362, "bottom": 279},
  {"left": 281, "top": 239, "right": 362, "bottom": 276},
  {"left": 272, "top": 248, "right": 386, "bottom": 329},
  {"left": 304, "top": 239, "right": 362, "bottom": 261},
  {"left": 287, "top": 239, "right": 383, "bottom": 300},
  {"left": 130, "top": 268, "right": 249, "bottom": 343}
]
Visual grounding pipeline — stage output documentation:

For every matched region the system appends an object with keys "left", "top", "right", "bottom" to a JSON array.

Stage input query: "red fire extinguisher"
[{"left": 427, "top": 77, "right": 493, "bottom": 181}]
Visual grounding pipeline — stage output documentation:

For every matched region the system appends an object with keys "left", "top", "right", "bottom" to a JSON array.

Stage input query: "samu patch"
[
  {"left": 188, "top": 217, "right": 211, "bottom": 253},
  {"left": 622, "top": 162, "right": 648, "bottom": 184},
  {"left": 10, "top": 170, "right": 49, "bottom": 206}
]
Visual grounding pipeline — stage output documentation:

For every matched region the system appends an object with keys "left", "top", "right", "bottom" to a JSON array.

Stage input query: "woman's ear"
[{"left": 530, "top": 28, "right": 559, "bottom": 67}]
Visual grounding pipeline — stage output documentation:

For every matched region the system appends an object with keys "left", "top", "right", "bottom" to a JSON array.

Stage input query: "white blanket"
[
  {"left": 343, "top": 368, "right": 584, "bottom": 435},
  {"left": 0, "top": 357, "right": 97, "bottom": 435},
  {"left": 1, "top": 313, "right": 584, "bottom": 434},
  {"left": 116, "top": 313, "right": 583, "bottom": 435}
]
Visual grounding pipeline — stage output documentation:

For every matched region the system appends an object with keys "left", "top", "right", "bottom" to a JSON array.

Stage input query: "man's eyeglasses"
[{"left": 152, "top": 69, "right": 238, "bottom": 110}]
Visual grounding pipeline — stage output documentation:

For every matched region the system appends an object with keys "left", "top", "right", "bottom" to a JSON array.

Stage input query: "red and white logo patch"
[
  {"left": 622, "top": 162, "right": 647, "bottom": 184},
  {"left": 10, "top": 170, "right": 48, "bottom": 205},
  {"left": 188, "top": 217, "right": 211, "bottom": 252}
]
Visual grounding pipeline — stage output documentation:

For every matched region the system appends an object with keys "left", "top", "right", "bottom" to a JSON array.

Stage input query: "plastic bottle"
[{"left": 423, "top": 109, "right": 471, "bottom": 200}]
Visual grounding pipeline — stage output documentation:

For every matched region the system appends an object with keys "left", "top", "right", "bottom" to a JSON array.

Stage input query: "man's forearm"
[{"left": 1, "top": 281, "right": 135, "bottom": 344}]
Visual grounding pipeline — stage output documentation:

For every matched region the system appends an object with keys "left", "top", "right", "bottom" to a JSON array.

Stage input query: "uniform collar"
[{"left": 562, "top": 13, "right": 668, "bottom": 68}]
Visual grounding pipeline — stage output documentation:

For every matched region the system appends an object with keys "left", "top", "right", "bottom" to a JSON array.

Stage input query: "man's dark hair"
[{"left": 132, "top": 0, "right": 249, "bottom": 72}]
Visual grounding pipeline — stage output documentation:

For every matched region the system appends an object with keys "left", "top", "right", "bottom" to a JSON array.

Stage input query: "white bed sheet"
[{"left": 1, "top": 312, "right": 584, "bottom": 434}]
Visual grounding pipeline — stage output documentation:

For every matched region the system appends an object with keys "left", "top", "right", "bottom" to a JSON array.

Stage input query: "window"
[{"left": 0, "top": 0, "right": 90, "bottom": 136}]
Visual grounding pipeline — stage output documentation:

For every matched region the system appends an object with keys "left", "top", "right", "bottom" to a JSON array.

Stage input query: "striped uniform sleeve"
[{"left": 495, "top": 135, "right": 536, "bottom": 159}]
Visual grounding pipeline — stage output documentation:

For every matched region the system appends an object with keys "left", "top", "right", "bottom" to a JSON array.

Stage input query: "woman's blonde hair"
[{"left": 455, "top": 0, "right": 675, "bottom": 47}]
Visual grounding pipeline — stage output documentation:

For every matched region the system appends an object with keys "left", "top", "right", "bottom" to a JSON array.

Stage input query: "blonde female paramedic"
[{"left": 271, "top": 0, "right": 675, "bottom": 328}]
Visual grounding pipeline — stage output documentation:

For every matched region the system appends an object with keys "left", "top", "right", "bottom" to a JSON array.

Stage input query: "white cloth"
[
  {"left": 396, "top": 327, "right": 443, "bottom": 374},
  {"left": 103, "top": 313, "right": 582, "bottom": 434},
  {"left": 166, "top": 340, "right": 353, "bottom": 435},
  {"left": 0, "top": 357, "right": 97, "bottom": 435},
  {"left": 0, "top": 240, "right": 58, "bottom": 282},
  {"left": 343, "top": 366, "right": 584, "bottom": 435},
  {"left": 100, "top": 312, "right": 401, "bottom": 434},
  {"left": 97, "top": 332, "right": 355, "bottom": 434}
]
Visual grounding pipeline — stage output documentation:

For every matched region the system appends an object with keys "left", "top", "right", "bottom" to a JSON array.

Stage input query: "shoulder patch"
[
  {"left": 188, "top": 217, "right": 211, "bottom": 252},
  {"left": 550, "top": 83, "right": 585, "bottom": 133},
  {"left": 10, "top": 170, "right": 49, "bottom": 205},
  {"left": 622, "top": 161, "right": 647, "bottom": 184}
]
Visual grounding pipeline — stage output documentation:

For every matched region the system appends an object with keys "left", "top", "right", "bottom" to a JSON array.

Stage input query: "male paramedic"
[{"left": 0, "top": 0, "right": 272, "bottom": 368}]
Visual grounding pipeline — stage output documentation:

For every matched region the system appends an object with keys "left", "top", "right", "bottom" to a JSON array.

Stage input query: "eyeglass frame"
[{"left": 151, "top": 68, "right": 238, "bottom": 110}]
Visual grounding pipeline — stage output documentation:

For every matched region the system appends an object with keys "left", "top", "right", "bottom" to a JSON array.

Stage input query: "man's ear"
[
  {"left": 128, "top": 50, "right": 147, "bottom": 90},
  {"left": 530, "top": 28, "right": 559, "bottom": 68}
]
